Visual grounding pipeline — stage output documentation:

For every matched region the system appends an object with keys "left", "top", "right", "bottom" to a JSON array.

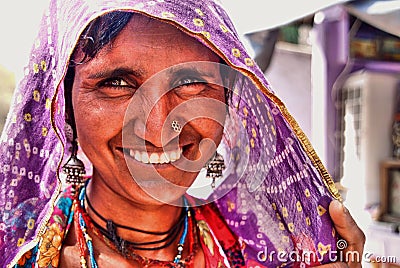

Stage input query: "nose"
[
  {"left": 132, "top": 87, "right": 178, "bottom": 148},
  {"left": 147, "top": 93, "right": 173, "bottom": 147}
]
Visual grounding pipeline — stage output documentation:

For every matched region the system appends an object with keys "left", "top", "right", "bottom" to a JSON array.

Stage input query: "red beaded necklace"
[{"left": 73, "top": 187, "right": 198, "bottom": 268}]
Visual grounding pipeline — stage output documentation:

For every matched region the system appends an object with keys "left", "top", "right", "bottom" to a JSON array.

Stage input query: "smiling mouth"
[{"left": 122, "top": 147, "right": 183, "bottom": 164}]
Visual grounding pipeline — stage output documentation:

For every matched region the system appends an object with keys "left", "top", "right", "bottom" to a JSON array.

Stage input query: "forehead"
[
  {"left": 123, "top": 13, "right": 182, "bottom": 35},
  {"left": 72, "top": 12, "right": 222, "bottom": 81},
  {"left": 102, "top": 13, "right": 218, "bottom": 60}
]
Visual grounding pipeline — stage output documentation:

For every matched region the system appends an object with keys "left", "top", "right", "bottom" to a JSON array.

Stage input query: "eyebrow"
[
  {"left": 168, "top": 66, "right": 219, "bottom": 81},
  {"left": 87, "top": 67, "right": 144, "bottom": 80}
]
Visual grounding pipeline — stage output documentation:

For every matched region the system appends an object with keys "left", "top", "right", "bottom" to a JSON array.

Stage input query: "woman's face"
[{"left": 72, "top": 14, "right": 226, "bottom": 205}]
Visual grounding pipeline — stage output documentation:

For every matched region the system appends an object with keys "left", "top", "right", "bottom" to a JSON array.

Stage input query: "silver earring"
[
  {"left": 62, "top": 139, "right": 86, "bottom": 191},
  {"left": 171, "top": 120, "right": 182, "bottom": 133},
  {"left": 63, "top": 122, "right": 86, "bottom": 194},
  {"left": 206, "top": 152, "right": 225, "bottom": 189}
]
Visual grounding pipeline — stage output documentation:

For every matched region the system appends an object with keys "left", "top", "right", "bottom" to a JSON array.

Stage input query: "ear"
[
  {"left": 64, "top": 66, "right": 77, "bottom": 139},
  {"left": 219, "top": 61, "right": 238, "bottom": 106}
]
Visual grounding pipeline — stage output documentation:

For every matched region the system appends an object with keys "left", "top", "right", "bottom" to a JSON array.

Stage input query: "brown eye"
[
  {"left": 97, "top": 78, "right": 137, "bottom": 99},
  {"left": 175, "top": 77, "right": 203, "bottom": 88},
  {"left": 103, "top": 78, "right": 130, "bottom": 87},
  {"left": 174, "top": 80, "right": 208, "bottom": 98}
]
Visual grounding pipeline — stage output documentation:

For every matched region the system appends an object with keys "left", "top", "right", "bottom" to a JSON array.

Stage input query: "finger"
[
  {"left": 329, "top": 200, "right": 365, "bottom": 268},
  {"left": 329, "top": 200, "right": 365, "bottom": 248}
]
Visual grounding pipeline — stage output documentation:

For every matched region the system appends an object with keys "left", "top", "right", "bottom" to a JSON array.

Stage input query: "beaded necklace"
[
  {"left": 85, "top": 191, "right": 186, "bottom": 251},
  {"left": 88, "top": 210, "right": 198, "bottom": 267},
  {"left": 74, "top": 186, "right": 195, "bottom": 268}
]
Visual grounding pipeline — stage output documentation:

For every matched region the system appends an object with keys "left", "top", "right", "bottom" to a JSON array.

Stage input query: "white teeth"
[
  {"left": 134, "top": 151, "right": 141, "bottom": 162},
  {"left": 141, "top": 152, "right": 149, "bottom": 164},
  {"left": 149, "top": 153, "right": 159, "bottom": 163},
  {"left": 159, "top": 153, "right": 168, "bottom": 164},
  {"left": 170, "top": 151, "right": 177, "bottom": 161},
  {"left": 127, "top": 148, "right": 182, "bottom": 164}
]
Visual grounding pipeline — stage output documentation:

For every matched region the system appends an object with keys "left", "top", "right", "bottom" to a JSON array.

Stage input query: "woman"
[{"left": 0, "top": 0, "right": 364, "bottom": 267}]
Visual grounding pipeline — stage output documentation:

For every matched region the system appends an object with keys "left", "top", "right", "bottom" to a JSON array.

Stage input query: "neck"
[{"left": 85, "top": 174, "right": 185, "bottom": 260}]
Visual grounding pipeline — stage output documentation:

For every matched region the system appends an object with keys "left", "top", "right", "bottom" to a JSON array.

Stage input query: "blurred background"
[{"left": 1, "top": 0, "right": 400, "bottom": 266}]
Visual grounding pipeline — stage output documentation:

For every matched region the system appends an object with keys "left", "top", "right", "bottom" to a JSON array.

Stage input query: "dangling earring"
[
  {"left": 205, "top": 152, "right": 225, "bottom": 189},
  {"left": 62, "top": 122, "right": 86, "bottom": 193},
  {"left": 63, "top": 70, "right": 86, "bottom": 194}
]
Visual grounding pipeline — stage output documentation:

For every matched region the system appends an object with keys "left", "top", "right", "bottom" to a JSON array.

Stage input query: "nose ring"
[{"left": 171, "top": 120, "right": 182, "bottom": 133}]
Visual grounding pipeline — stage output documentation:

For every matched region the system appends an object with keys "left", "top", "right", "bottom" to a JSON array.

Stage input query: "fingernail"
[
  {"left": 338, "top": 200, "right": 348, "bottom": 213},
  {"left": 333, "top": 199, "right": 348, "bottom": 213},
  {"left": 342, "top": 203, "right": 349, "bottom": 214}
]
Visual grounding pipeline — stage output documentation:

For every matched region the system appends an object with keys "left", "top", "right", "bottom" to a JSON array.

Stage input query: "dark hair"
[
  {"left": 64, "top": 11, "right": 133, "bottom": 133},
  {"left": 65, "top": 11, "right": 133, "bottom": 87},
  {"left": 79, "top": 11, "right": 134, "bottom": 63}
]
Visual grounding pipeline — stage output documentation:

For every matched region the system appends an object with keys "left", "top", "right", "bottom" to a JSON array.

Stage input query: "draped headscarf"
[{"left": 0, "top": 0, "right": 341, "bottom": 267}]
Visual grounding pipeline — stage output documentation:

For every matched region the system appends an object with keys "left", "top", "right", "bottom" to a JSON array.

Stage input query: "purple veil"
[{"left": 0, "top": 0, "right": 341, "bottom": 267}]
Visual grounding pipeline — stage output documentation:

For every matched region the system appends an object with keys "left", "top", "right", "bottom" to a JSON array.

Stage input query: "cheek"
[
  {"left": 72, "top": 93, "right": 125, "bottom": 145},
  {"left": 194, "top": 91, "right": 226, "bottom": 145},
  {"left": 198, "top": 118, "right": 224, "bottom": 144},
  {"left": 212, "top": 122, "right": 224, "bottom": 144}
]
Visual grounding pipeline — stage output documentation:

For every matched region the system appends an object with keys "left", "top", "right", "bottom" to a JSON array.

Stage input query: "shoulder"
[
  {"left": 51, "top": 185, "right": 75, "bottom": 227},
  {"left": 14, "top": 186, "right": 75, "bottom": 268}
]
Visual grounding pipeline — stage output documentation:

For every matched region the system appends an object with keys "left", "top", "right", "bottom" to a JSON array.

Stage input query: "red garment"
[{"left": 15, "top": 188, "right": 246, "bottom": 268}]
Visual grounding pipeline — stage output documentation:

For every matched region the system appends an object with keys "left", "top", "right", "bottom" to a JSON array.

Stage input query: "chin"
[
  {"left": 133, "top": 181, "right": 189, "bottom": 206},
  {"left": 107, "top": 167, "right": 191, "bottom": 206},
  {"left": 132, "top": 171, "right": 196, "bottom": 205}
]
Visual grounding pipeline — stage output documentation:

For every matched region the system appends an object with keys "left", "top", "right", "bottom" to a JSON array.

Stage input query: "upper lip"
[
  {"left": 127, "top": 147, "right": 183, "bottom": 164},
  {"left": 116, "top": 135, "right": 195, "bottom": 153},
  {"left": 117, "top": 144, "right": 187, "bottom": 153},
  {"left": 114, "top": 133, "right": 199, "bottom": 163}
]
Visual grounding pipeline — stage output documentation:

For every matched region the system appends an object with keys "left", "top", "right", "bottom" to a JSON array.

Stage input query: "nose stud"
[{"left": 171, "top": 120, "right": 182, "bottom": 133}]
